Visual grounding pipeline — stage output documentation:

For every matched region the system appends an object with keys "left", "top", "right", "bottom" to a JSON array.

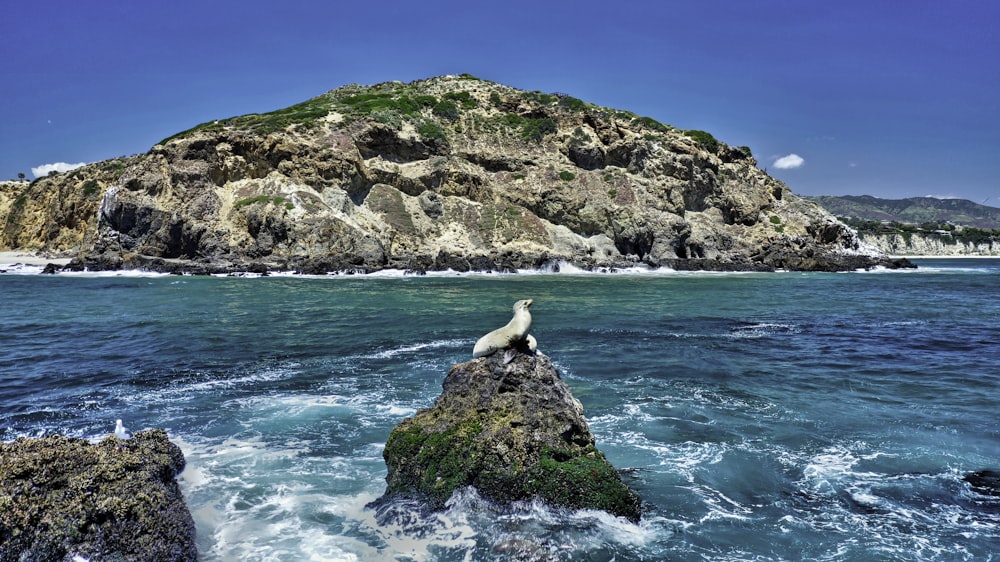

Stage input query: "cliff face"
[
  {"left": 2, "top": 75, "right": 893, "bottom": 272},
  {"left": 858, "top": 232, "right": 1000, "bottom": 256}
]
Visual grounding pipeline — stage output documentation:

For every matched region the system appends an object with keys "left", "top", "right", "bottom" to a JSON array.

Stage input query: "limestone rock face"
[
  {"left": 377, "top": 347, "right": 642, "bottom": 522},
  {"left": 0, "top": 429, "right": 196, "bottom": 561},
  {"left": 858, "top": 232, "right": 1000, "bottom": 256},
  {"left": 1, "top": 75, "right": 897, "bottom": 272}
]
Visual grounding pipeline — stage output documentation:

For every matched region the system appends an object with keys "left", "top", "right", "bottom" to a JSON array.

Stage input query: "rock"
[
  {"left": 0, "top": 77, "right": 896, "bottom": 272},
  {"left": 0, "top": 429, "right": 197, "bottom": 561},
  {"left": 374, "top": 347, "right": 642, "bottom": 522},
  {"left": 965, "top": 469, "right": 1000, "bottom": 497}
]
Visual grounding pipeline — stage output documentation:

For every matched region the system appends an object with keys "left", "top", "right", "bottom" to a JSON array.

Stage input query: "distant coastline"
[{"left": 893, "top": 254, "right": 1000, "bottom": 259}]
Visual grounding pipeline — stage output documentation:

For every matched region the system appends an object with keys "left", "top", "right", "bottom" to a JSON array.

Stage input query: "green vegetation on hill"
[
  {"left": 809, "top": 194, "right": 1000, "bottom": 246},
  {"left": 838, "top": 216, "right": 1000, "bottom": 245},
  {"left": 155, "top": 75, "right": 741, "bottom": 157},
  {"left": 808, "top": 195, "right": 1000, "bottom": 229}
]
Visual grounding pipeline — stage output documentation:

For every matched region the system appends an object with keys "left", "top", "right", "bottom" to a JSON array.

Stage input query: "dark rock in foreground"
[
  {"left": 0, "top": 429, "right": 196, "bottom": 561},
  {"left": 965, "top": 469, "right": 1000, "bottom": 497},
  {"left": 375, "top": 347, "right": 642, "bottom": 522}
]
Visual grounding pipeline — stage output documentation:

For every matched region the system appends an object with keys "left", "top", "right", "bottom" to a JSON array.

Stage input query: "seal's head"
[{"left": 514, "top": 299, "right": 533, "bottom": 312}]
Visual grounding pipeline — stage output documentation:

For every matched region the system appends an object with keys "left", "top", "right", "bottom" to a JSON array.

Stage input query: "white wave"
[
  {"left": 364, "top": 338, "right": 466, "bottom": 359},
  {"left": 0, "top": 266, "right": 172, "bottom": 278},
  {"left": 656, "top": 441, "right": 728, "bottom": 477},
  {"left": 0, "top": 263, "right": 46, "bottom": 275},
  {"left": 728, "top": 322, "right": 800, "bottom": 339},
  {"left": 695, "top": 486, "right": 754, "bottom": 523},
  {"left": 126, "top": 368, "right": 294, "bottom": 406}
]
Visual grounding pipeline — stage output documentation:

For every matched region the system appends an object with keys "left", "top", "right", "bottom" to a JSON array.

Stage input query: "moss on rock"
[{"left": 376, "top": 350, "right": 641, "bottom": 522}]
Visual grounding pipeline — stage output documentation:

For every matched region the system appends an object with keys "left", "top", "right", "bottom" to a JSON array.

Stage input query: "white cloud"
[
  {"left": 772, "top": 154, "right": 805, "bottom": 170},
  {"left": 31, "top": 162, "right": 87, "bottom": 178}
]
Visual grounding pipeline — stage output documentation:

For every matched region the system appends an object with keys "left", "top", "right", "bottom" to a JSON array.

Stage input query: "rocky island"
[{"left": 1, "top": 74, "right": 906, "bottom": 273}]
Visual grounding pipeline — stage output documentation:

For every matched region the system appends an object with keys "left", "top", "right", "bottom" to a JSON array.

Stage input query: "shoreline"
[
  {"left": 2, "top": 252, "right": 997, "bottom": 278},
  {"left": 891, "top": 254, "right": 1000, "bottom": 259},
  {"left": 0, "top": 251, "right": 72, "bottom": 266}
]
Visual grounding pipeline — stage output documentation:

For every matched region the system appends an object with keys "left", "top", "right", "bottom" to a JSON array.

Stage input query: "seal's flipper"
[{"left": 502, "top": 349, "right": 517, "bottom": 364}]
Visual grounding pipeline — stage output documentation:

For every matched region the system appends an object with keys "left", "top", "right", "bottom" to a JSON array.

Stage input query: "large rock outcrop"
[
  {"left": 374, "top": 345, "right": 642, "bottom": 522},
  {"left": 0, "top": 429, "right": 196, "bottom": 561},
  {"left": 2, "top": 75, "right": 900, "bottom": 273}
]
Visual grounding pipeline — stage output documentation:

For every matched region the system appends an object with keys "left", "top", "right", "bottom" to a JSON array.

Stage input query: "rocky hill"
[
  {"left": 807, "top": 195, "right": 1000, "bottom": 256},
  {"left": 807, "top": 195, "right": 1000, "bottom": 229},
  {"left": 1, "top": 75, "right": 901, "bottom": 273}
]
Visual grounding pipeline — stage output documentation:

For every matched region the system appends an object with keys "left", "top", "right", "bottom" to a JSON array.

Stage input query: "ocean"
[{"left": 1, "top": 259, "right": 998, "bottom": 561}]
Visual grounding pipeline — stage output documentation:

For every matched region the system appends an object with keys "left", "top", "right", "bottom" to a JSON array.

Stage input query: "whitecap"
[
  {"left": 364, "top": 338, "right": 467, "bottom": 360},
  {"left": 728, "top": 321, "right": 800, "bottom": 339}
]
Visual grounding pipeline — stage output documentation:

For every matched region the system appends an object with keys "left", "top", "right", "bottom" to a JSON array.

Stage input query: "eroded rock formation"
[
  {"left": 374, "top": 344, "right": 642, "bottom": 522},
  {"left": 0, "top": 429, "right": 196, "bottom": 561},
  {"left": 2, "top": 75, "right": 899, "bottom": 273}
]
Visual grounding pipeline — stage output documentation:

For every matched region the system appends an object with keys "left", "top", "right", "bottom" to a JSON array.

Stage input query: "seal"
[{"left": 473, "top": 299, "right": 533, "bottom": 358}]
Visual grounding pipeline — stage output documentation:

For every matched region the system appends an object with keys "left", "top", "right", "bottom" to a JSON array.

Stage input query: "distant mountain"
[{"left": 807, "top": 195, "right": 1000, "bottom": 229}]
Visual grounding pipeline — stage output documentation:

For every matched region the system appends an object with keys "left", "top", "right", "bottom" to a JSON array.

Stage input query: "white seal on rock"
[{"left": 473, "top": 299, "right": 534, "bottom": 358}]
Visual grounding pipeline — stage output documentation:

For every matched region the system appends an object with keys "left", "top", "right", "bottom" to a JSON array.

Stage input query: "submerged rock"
[
  {"left": 965, "top": 469, "right": 1000, "bottom": 497},
  {"left": 375, "top": 345, "right": 642, "bottom": 522},
  {"left": 0, "top": 429, "right": 196, "bottom": 561}
]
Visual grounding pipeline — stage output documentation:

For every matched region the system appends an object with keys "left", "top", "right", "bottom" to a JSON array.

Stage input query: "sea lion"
[{"left": 473, "top": 299, "right": 534, "bottom": 358}]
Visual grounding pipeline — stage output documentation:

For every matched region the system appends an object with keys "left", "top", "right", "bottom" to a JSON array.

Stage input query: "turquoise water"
[{"left": 1, "top": 259, "right": 998, "bottom": 561}]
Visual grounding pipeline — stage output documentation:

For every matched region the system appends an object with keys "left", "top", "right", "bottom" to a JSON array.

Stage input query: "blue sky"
[{"left": 4, "top": 1, "right": 998, "bottom": 203}]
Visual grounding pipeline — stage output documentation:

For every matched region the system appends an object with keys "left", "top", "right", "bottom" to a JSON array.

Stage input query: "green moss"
[
  {"left": 683, "top": 129, "right": 720, "bottom": 153},
  {"left": 432, "top": 99, "right": 460, "bottom": 120},
  {"left": 500, "top": 113, "right": 525, "bottom": 128},
  {"left": 558, "top": 95, "right": 587, "bottom": 111},
  {"left": 159, "top": 96, "right": 336, "bottom": 143},
  {"left": 417, "top": 120, "right": 446, "bottom": 140},
  {"left": 559, "top": 171, "right": 575, "bottom": 181},
  {"left": 568, "top": 126, "right": 591, "bottom": 147},
  {"left": 234, "top": 195, "right": 270, "bottom": 209},
  {"left": 525, "top": 446, "right": 640, "bottom": 520},
  {"left": 234, "top": 195, "right": 292, "bottom": 210},
  {"left": 383, "top": 421, "right": 485, "bottom": 503},
  {"left": 443, "top": 91, "right": 478, "bottom": 109},
  {"left": 520, "top": 117, "right": 557, "bottom": 141},
  {"left": 632, "top": 115, "right": 673, "bottom": 133}
]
